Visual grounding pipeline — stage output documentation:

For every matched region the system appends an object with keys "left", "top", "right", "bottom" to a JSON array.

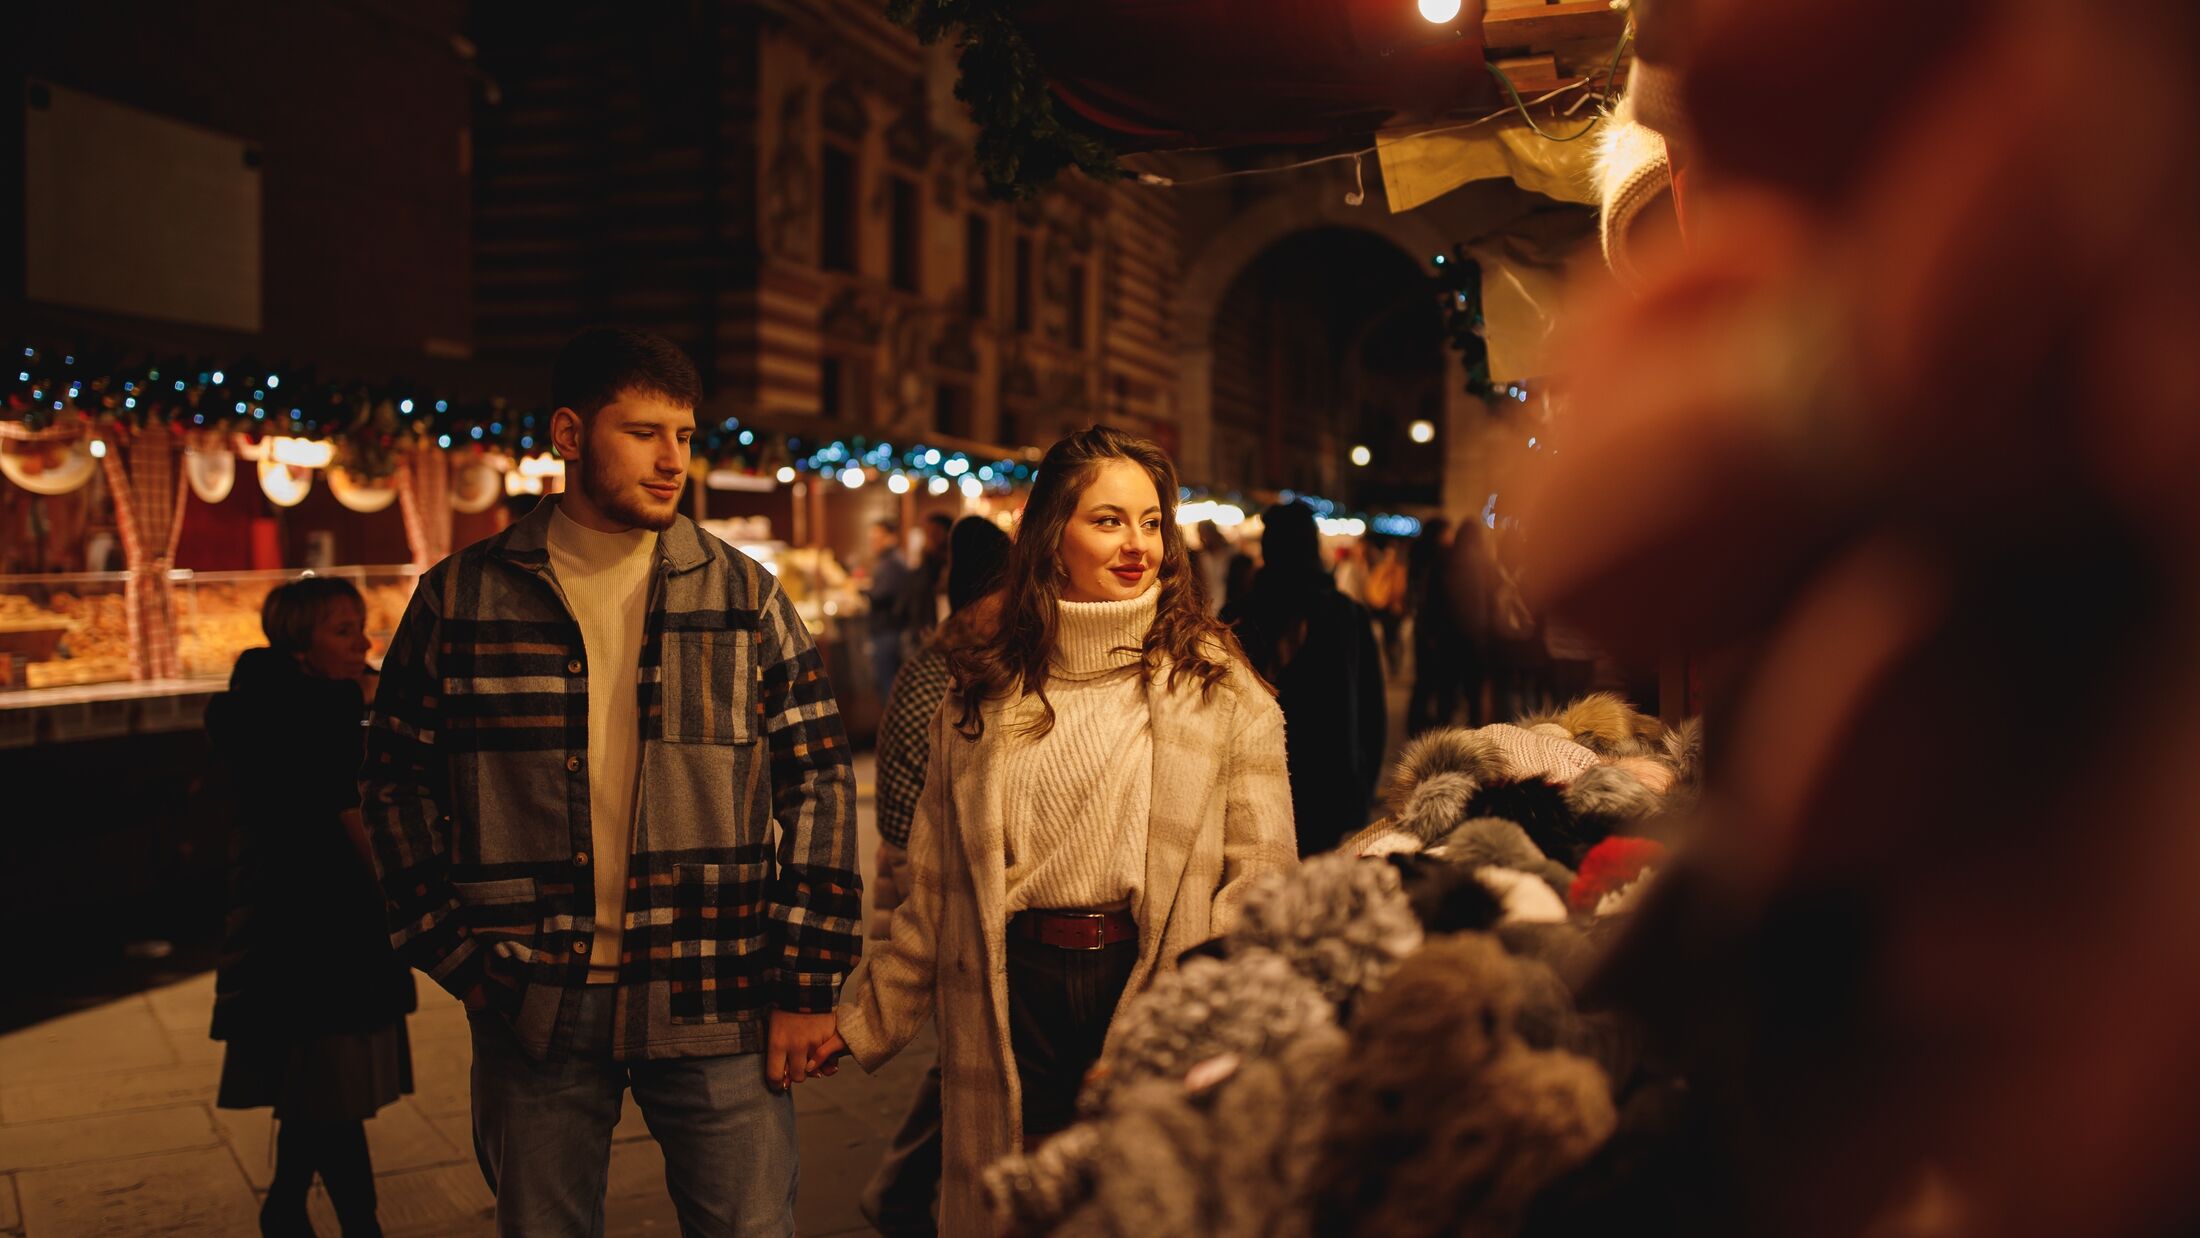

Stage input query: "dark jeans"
[
  {"left": 1006, "top": 930, "right": 1139, "bottom": 1144},
  {"left": 468, "top": 987, "right": 797, "bottom": 1238}
]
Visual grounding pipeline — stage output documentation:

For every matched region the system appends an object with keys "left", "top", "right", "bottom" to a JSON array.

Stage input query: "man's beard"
[{"left": 578, "top": 450, "right": 681, "bottom": 531}]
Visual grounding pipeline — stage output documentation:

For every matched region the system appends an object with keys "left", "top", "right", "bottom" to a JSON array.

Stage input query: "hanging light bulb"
[
  {"left": 886, "top": 472, "right": 911, "bottom": 494},
  {"left": 776, "top": 466, "right": 797, "bottom": 484},
  {"left": 1350, "top": 444, "right": 1373, "bottom": 467},
  {"left": 959, "top": 475, "right": 983, "bottom": 498},
  {"left": 1408, "top": 420, "right": 1435, "bottom": 444},
  {"left": 841, "top": 466, "right": 866, "bottom": 489},
  {"left": 1418, "top": 0, "right": 1461, "bottom": 23},
  {"left": 928, "top": 475, "right": 951, "bottom": 496}
]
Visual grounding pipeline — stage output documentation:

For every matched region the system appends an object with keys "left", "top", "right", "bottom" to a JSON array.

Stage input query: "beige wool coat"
[{"left": 835, "top": 649, "right": 1298, "bottom": 1236}]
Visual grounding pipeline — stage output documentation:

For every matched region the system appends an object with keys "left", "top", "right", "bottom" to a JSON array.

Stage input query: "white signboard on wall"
[{"left": 24, "top": 78, "right": 262, "bottom": 332}]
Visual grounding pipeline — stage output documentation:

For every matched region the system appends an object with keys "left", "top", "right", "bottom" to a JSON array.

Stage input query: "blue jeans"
[{"left": 468, "top": 988, "right": 797, "bottom": 1237}]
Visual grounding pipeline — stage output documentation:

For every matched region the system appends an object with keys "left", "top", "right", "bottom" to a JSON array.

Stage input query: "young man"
[{"left": 363, "top": 327, "right": 859, "bottom": 1236}]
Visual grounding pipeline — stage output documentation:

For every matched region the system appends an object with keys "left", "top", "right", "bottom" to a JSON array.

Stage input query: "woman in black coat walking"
[
  {"left": 207, "top": 576, "right": 416, "bottom": 1238},
  {"left": 1221, "top": 501, "right": 1388, "bottom": 855}
]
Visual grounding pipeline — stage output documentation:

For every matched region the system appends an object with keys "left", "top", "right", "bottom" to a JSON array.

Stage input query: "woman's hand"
[
  {"left": 809, "top": 1029, "right": 849, "bottom": 1077},
  {"left": 766, "top": 1010, "right": 842, "bottom": 1090}
]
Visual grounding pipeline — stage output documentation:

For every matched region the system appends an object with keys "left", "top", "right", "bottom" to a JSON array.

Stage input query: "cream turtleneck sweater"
[
  {"left": 546, "top": 503, "right": 659, "bottom": 981},
  {"left": 999, "top": 588, "right": 1158, "bottom": 914}
]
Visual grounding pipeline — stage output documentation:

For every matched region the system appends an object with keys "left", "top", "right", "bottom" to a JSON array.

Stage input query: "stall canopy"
[{"left": 1011, "top": 0, "right": 1495, "bottom": 149}]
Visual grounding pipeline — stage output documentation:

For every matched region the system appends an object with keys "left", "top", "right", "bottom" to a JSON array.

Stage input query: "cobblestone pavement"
[{"left": 0, "top": 754, "right": 931, "bottom": 1237}]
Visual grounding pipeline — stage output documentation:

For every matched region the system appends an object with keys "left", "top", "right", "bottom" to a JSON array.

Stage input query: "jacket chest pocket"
[
  {"left": 667, "top": 861, "right": 771, "bottom": 1023},
  {"left": 656, "top": 627, "right": 759, "bottom": 744}
]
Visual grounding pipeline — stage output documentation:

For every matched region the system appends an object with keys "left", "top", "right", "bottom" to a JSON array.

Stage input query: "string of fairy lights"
[{"left": 5, "top": 344, "right": 1425, "bottom": 536}]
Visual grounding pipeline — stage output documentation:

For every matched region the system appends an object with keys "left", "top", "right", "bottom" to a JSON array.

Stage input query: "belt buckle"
[{"left": 1062, "top": 911, "right": 1109, "bottom": 951}]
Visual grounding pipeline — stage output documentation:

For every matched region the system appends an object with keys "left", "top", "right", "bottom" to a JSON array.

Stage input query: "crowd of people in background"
[{"left": 1183, "top": 505, "right": 1650, "bottom": 845}]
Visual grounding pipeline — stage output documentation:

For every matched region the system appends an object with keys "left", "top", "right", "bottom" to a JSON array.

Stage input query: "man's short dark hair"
[
  {"left": 923, "top": 512, "right": 954, "bottom": 533},
  {"left": 552, "top": 327, "right": 703, "bottom": 420}
]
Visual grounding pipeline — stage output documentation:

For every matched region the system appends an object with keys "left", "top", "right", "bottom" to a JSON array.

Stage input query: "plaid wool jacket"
[{"left": 362, "top": 498, "right": 861, "bottom": 1060}]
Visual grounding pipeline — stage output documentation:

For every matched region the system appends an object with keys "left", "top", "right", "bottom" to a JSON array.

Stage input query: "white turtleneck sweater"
[
  {"left": 546, "top": 503, "right": 659, "bottom": 981},
  {"left": 999, "top": 588, "right": 1158, "bottom": 914}
]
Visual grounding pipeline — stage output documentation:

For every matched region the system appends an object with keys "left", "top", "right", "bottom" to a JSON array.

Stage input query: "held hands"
[{"left": 766, "top": 1009, "right": 846, "bottom": 1091}]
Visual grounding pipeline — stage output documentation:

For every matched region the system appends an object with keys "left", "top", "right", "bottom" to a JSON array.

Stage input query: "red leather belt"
[{"left": 1011, "top": 908, "right": 1137, "bottom": 950}]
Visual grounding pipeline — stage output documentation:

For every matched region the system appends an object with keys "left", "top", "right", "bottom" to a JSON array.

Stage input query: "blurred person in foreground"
[
  {"left": 858, "top": 515, "right": 1013, "bottom": 1236},
  {"left": 1223, "top": 500, "right": 1389, "bottom": 852},
  {"left": 208, "top": 577, "right": 415, "bottom": 1238},
  {"left": 1516, "top": 2, "right": 2200, "bottom": 1235}
]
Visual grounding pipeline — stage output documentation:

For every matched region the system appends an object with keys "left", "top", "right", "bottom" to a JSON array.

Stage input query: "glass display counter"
[{"left": 0, "top": 565, "right": 419, "bottom": 747}]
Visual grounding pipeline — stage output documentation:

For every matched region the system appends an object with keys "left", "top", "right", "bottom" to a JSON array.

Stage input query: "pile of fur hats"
[{"left": 981, "top": 694, "right": 1697, "bottom": 1237}]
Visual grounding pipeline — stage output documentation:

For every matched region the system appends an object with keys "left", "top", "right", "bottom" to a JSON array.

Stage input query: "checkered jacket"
[
  {"left": 873, "top": 647, "right": 953, "bottom": 849},
  {"left": 362, "top": 498, "right": 860, "bottom": 1061}
]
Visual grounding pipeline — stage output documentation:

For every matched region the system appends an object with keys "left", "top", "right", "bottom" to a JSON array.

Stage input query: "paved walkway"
[{"left": 0, "top": 754, "right": 933, "bottom": 1237}]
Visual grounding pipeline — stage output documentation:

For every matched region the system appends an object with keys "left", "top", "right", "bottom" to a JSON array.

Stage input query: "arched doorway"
[{"left": 1205, "top": 228, "right": 1447, "bottom": 507}]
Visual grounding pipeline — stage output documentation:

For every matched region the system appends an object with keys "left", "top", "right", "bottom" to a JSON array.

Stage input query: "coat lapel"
[
  {"left": 954, "top": 698, "right": 1012, "bottom": 977},
  {"left": 1134, "top": 663, "right": 1232, "bottom": 967}
]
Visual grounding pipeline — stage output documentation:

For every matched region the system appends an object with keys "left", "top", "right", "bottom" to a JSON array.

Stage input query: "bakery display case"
[
  {"left": 0, "top": 571, "right": 135, "bottom": 690},
  {"left": 171, "top": 565, "right": 420, "bottom": 680}
]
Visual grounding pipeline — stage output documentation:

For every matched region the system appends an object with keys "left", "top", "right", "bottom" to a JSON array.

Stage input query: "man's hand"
[{"left": 766, "top": 1010, "right": 840, "bottom": 1091}]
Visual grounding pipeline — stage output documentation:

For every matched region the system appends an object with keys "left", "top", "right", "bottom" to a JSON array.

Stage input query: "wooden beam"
[{"left": 1483, "top": 0, "right": 1627, "bottom": 51}]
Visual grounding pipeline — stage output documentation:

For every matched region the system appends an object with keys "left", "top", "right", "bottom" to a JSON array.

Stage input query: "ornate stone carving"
[{"left": 764, "top": 86, "right": 817, "bottom": 264}]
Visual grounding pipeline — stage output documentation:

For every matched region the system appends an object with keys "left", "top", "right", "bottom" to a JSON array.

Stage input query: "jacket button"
[
  {"left": 567, "top": 658, "right": 583, "bottom": 674},
  {"left": 573, "top": 939, "right": 588, "bottom": 956},
  {"left": 566, "top": 755, "right": 581, "bottom": 772},
  {"left": 574, "top": 850, "right": 590, "bottom": 867}
]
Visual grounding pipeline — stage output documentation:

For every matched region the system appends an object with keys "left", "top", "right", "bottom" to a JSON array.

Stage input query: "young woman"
[
  {"left": 208, "top": 577, "right": 415, "bottom": 1238},
  {"left": 816, "top": 425, "right": 1299, "bottom": 1235}
]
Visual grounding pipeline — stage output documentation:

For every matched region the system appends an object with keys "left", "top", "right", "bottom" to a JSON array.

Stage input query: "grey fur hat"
[
  {"left": 1225, "top": 853, "right": 1427, "bottom": 1005},
  {"left": 1013, "top": 1024, "right": 1352, "bottom": 1238},
  {"left": 1430, "top": 816, "right": 1578, "bottom": 899},
  {"left": 1382, "top": 729, "right": 1508, "bottom": 843},
  {"left": 1080, "top": 949, "right": 1336, "bottom": 1116}
]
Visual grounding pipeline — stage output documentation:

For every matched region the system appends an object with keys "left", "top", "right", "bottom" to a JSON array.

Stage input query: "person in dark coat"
[
  {"left": 207, "top": 576, "right": 416, "bottom": 1238},
  {"left": 1221, "top": 501, "right": 1388, "bottom": 855}
]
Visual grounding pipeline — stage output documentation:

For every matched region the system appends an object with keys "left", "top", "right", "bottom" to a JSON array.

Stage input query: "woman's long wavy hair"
[{"left": 946, "top": 425, "right": 1247, "bottom": 740}]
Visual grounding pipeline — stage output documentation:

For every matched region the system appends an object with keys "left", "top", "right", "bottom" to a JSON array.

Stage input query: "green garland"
[
  {"left": 2, "top": 344, "right": 1053, "bottom": 492},
  {"left": 1432, "top": 247, "right": 1497, "bottom": 401},
  {"left": 885, "top": 0, "right": 1123, "bottom": 199}
]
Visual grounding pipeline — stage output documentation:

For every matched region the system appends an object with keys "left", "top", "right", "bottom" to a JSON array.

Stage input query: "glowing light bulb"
[
  {"left": 776, "top": 466, "right": 797, "bottom": 484},
  {"left": 841, "top": 466, "right": 865, "bottom": 489},
  {"left": 1419, "top": 0, "right": 1461, "bottom": 23},
  {"left": 928, "top": 476, "right": 951, "bottom": 496},
  {"left": 1409, "top": 420, "right": 1435, "bottom": 444},
  {"left": 887, "top": 473, "right": 911, "bottom": 494},
  {"left": 1350, "top": 445, "right": 1372, "bottom": 467}
]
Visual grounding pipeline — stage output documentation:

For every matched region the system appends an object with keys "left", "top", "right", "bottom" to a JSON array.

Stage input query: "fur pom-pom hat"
[
  {"left": 1383, "top": 729, "right": 1509, "bottom": 843},
  {"left": 994, "top": 1024, "right": 1350, "bottom": 1238},
  {"left": 1431, "top": 817, "right": 1577, "bottom": 899},
  {"left": 1517, "top": 692, "right": 1667, "bottom": 759},
  {"left": 1080, "top": 949, "right": 1336, "bottom": 1116},
  {"left": 1226, "top": 853, "right": 1426, "bottom": 1005},
  {"left": 1312, "top": 933, "right": 1618, "bottom": 1237}
]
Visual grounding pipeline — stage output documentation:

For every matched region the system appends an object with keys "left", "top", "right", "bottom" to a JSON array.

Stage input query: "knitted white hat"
[{"left": 1594, "top": 61, "right": 1681, "bottom": 288}]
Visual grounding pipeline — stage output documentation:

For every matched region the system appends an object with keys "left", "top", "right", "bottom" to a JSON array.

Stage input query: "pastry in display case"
[
  {"left": 0, "top": 572, "right": 134, "bottom": 690},
  {"left": 172, "top": 566, "right": 420, "bottom": 680}
]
